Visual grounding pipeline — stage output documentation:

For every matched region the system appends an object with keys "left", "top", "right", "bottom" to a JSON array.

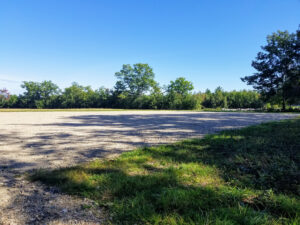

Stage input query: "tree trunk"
[{"left": 282, "top": 98, "right": 286, "bottom": 111}]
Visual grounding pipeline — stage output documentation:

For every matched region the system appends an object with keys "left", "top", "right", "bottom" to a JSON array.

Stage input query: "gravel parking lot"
[
  {"left": 0, "top": 111, "right": 298, "bottom": 224},
  {"left": 1, "top": 111, "right": 298, "bottom": 171}
]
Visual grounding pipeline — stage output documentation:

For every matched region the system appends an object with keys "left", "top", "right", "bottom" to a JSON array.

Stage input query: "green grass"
[{"left": 31, "top": 119, "right": 300, "bottom": 224}]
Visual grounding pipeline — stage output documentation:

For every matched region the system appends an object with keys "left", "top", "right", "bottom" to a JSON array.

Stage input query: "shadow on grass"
[
  {"left": 148, "top": 119, "right": 300, "bottom": 195},
  {"left": 31, "top": 119, "right": 300, "bottom": 224}
]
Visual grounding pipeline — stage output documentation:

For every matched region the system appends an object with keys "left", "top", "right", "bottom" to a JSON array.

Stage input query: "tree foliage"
[
  {"left": 0, "top": 61, "right": 283, "bottom": 110},
  {"left": 202, "top": 88, "right": 262, "bottom": 109},
  {"left": 115, "top": 63, "right": 156, "bottom": 96},
  {"left": 19, "top": 81, "right": 60, "bottom": 108},
  {"left": 0, "top": 79, "right": 265, "bottom": 110},
  {"left": 167, "top": 77, "right": 194, "bottom": 96},
  {"left": 241, "top": 28, "right": 300, "bottom": 109},
  {"left": 165, "top": 77, "right": 197, "bottom": 109},
  {"left": 61, "top": 83, "right": 97, "bottom": 108}
]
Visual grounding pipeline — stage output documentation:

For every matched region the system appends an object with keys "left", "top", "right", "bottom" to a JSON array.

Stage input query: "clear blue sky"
[{"left": 1, "top": 0, "right": 299, "bottom": 94}]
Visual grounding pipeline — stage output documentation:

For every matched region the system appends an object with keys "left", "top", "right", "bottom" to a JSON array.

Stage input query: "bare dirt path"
[{"left": 0, "top": 111, "right": 298, "bottom": 224}]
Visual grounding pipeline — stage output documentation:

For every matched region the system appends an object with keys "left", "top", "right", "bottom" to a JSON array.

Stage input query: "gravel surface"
[{"left": 0, "top": 111, "right": 298, "bottom": 224}]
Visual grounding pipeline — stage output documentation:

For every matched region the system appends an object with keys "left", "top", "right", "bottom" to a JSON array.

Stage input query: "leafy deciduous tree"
[
  {"left": 115, "top": 63, "right": 156, "bottom": 96},
  {"left": 20, "top": 81, "right": 60, "bottom": 108},
  {"left": 241, "top": 28, "right": 300, "bottom": 110},
  {"left": 167, "top": 77, "right": 194, "bottom": 96}
]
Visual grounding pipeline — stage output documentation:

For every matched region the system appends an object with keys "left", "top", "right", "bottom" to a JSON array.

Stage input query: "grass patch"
[{"left": 31, "top": 119, "right": 300, "bottom": 224}]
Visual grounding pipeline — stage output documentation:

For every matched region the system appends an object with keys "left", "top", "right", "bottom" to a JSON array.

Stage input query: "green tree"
[
  {"left": 62, "top": 82, "right": 96, "bottom": 108},
  {"left": 39, "top": 81, "right": 61, "bottom": 108},
  {"left": 6, "top": 94, "right": 18, "bottom": 108},
  {"left": 148, "top": 83, "right": 164, "bottom": 109},
  {"left": 166, "top": 77, "right": 195, "bottom": 109},
  {"left": 20, "top": 81, "right": 60, "bottom": 108},
  {"left": 95, "top": 87, "right": 112, "bottom": 108},
  {"left": 19, "top": 81, "right": 40, "bottom": 108},
  {"left": 226, "top": 90, "right": 262, "bottom": 108},
  {"left": 241, "top": 28, "right": 300, "bottom": 110},
  {"left": 285, "top": 27, "right": 300, "bottom": 104},
  {"left": 212, "top": 86, "right": 226, "bottom": 108},
  {"left": 167, "top": 77, "right": 194, "bottom": 96},
  {"left": 114, "top": 63, "right": 156, "bottom": 96},
  {"left": 202, "top": 89, "right": 213, "bottom": 108}
]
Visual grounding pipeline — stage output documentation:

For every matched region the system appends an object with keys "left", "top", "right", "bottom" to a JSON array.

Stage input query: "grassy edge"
[{"left": 30, "top": 118, "right": 300, "bottom": 224}]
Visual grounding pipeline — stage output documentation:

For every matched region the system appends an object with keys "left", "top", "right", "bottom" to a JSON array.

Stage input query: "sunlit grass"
[{"left": 31, "top": 118, "right": 300, "bottom": 224}]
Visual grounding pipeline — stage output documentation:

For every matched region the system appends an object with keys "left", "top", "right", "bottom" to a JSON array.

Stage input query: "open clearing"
[
  {"left": 0, "top": 111, "right": 298, "bottom": 171},
  {"left": 0, "top": 111, "right": 298, "bottom": 224}
]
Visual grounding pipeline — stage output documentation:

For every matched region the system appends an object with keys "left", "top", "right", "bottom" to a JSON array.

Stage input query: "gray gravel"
[{"left": 0, "top": 111, "right": 298, "bottom": 224}]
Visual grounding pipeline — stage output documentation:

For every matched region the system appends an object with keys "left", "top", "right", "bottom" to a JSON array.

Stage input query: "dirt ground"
[{"left": 0, "top": 111, "right": 298, "bottom": 224}]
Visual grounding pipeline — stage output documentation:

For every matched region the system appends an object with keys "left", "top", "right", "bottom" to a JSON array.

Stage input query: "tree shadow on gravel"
[
  {"left": 31, "top": 118, "right": 300, "bottom": 224},
  {"left": 1, "top": 112, "right": 297, "bottom": 171},
  {"left": 1, "top": 112, "right": 299, "bottom": 224}
]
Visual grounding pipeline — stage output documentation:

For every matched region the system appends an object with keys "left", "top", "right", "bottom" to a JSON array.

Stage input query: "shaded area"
[
  {"left": 0, "top": 170, "right": 104, "bottom": 224},
  {"left": 32, "top": 118, "right": 300, "bottom": 224},
  {"left": 0, "top": 111, "right": 298, "bottom": 223},
  {"left": 0, "top": 111, "right": 297, "bottom": 171}
]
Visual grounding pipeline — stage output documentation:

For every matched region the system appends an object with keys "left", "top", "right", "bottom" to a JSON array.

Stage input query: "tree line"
[
  {"left": 0, "top": 76, "right": 262, "bottom": 110},
  {"left": 1, "top": 27, "right": 299, "bottom": 110}
]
